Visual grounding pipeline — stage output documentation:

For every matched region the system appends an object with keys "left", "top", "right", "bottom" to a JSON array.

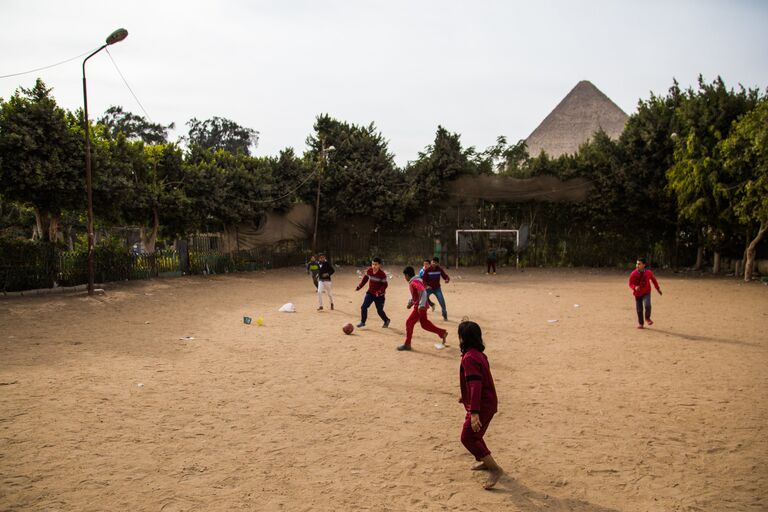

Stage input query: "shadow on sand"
[
  {"left": 489, "top": 474, "right": 620, "bottom": 512},
  {"left": 646, "top": 328, "right": 760, "bottom": 348}
]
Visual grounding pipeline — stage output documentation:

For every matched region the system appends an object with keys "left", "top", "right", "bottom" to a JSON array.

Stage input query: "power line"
[
  {"left": 0, "top": 47, "right": 100, "bottom": 79},
  {"left": 105, "top": 48, "right": 154, "bottom": 122},
  {"left": 248, "top": 168, "right": 319, "bottom": 204}
]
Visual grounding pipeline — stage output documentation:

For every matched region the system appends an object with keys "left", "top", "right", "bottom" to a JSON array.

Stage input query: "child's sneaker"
[
  {"left": 396, "top": 344, "right": 412, "bottom": 351},
  {"left": 434, "top": 343, "right": 445, "bottom": 350},
  {"left": 317, "top": 306, "right": 323, "bottom": 311},
  {"left": 357, "top": 322, "right": 365, "bottom": 328},
  {"left": 637, "top": 325, "right": 644, "bottom": 329},
  {"left": 382, "top": 320, "right": 390, "bottom": 328},
  {"left": 646, "top": 319, "right": 654, "bottom": 326}
]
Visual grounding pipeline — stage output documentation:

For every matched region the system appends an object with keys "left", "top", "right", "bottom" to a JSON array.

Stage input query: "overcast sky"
[{"left": 2, "top": 1, "right": 767, "bottom": 166}]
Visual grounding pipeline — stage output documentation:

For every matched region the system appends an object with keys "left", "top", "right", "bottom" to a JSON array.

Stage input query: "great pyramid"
[{"left": 525, "top": 80, "right": 628, "bottom": 158}]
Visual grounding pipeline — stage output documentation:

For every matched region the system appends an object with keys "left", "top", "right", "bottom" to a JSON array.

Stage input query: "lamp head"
[{"left": 106, "top": 28, "right": 129, "bottom": 45}]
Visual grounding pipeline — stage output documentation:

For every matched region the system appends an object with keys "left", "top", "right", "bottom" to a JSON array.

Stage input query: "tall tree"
[
  {"left": 97, "top": 105, "right": 174, "bottom": 145},
  {"left": 481, "top": 136, "right": 530, "bottom": 176},
  {"left": 184, "top": 148, "right": 271, "bottom": 231},
  {"left": 405, "top": 126, "right": 477, "bottom": 208},
  {"left": 619, "top": 82, "right": 683, "bottom": 263},
  {"left": 720, "top": 101, "right": 768, "bottom": 281},
  {"left": 108, "top": 141, "right": 188, "bottom": 252},
  {"left": 666, "top": 76, "right": 762, "bottom": 271},
  {"left": 0, "top": 79, "right": 83, "bottom": 241},
  {"left": 184, "top": 116, "right": 259, "bottom": 155},
  {"left": 270, "top": 148, "right": 312, "bottom": 211},
  {"left": 307, "top": 114, "right": 404, "bottom": 225}
]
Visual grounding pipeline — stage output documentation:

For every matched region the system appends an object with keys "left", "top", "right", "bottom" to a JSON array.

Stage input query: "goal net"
[{"left": 455, "top": 229, "right": 521, "bottom": 270}]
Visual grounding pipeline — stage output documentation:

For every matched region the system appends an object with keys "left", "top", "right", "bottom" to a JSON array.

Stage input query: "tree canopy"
[
  {"left": 0, "top": 79, "right": 83, "bottom": 241},
  {"left": 1, "top": 75, "right": 766, "bottom": 276},
  {"left": 97, "top": 105, "right": 175, "bottom": 145},
  {"left": 184, "top": 116, "right": 259, "bottom": 155}
]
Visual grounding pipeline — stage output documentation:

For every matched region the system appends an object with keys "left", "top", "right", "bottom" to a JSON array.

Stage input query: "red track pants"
[{"left": 404, "top": 307, "right": 446, "bottom": 345}]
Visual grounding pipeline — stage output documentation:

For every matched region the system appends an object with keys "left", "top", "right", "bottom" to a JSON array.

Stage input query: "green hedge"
[
  {"left": 0, "top": 236, "right": 307, "bottom": 292},
  {"left": 0, "top": 237, "right": 59, "bottom": 291}
]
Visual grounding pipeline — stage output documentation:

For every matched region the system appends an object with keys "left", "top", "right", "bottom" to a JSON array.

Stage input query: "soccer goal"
[{"left": 455, "top": 229, "right": 520, "bottom": 270}]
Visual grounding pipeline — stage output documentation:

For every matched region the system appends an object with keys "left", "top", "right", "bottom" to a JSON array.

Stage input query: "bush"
[{"left": 0, "top": 237, "right": 60, "bottom": 291}]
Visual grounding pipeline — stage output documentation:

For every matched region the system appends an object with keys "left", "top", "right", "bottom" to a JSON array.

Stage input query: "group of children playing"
[
  {"left": 302, "top": 253, "right": 663, "bottom": 490},
  {"left": 306, "top": 253, "right": 503, "bottom": 488}
]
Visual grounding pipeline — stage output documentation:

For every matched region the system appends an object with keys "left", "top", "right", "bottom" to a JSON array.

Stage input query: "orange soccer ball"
[{"left": 342, "top": 323, "right": 354, "bottom": 335}]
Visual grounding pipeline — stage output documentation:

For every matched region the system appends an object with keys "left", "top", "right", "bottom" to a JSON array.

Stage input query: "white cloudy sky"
[{"left": 2, "top": 1, "right": 767, "bottom": 166}]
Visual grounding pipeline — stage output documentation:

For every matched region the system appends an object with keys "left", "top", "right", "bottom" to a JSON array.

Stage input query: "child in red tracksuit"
[
  {"left": 458, "top": 320, "right": 503, "bottom": 489},
  {"left": 628, "top": 257, "right": 662, "bottom": 329},
  {"left": 396, "top": 266, "right": 448, "bottom": 351}
]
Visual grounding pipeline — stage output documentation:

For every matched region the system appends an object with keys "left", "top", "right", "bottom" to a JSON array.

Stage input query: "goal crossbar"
[{"left": 455, "top": 229, "right": 520, "bottom": 270}]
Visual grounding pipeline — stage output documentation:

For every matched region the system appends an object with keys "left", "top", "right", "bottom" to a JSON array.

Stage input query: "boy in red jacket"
[
  {"left": 458, "top": 320, "right": 503, "bottom": 489},
  {"left": 354, "top": 257, "right": 391, "bottom": 328},
  {"left": 397, "top": 266, "right": 448, "bottom": 351},
  {"left": 628, "top": 257, "right": 662, "bottom": 329}
]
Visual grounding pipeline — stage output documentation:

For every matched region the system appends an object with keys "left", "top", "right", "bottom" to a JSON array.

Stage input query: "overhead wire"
[
  {"left": 5, "top": 46, "right": 343, "bottom": 209},
  {"left": 248, "top": 168, "right": 319, "bottom": 204},
  {"left": 105, "top": 47, "right": 154, "bottom": 122},
  {"left": 0, "top": 47, "right": 99, "bottom": 79}
]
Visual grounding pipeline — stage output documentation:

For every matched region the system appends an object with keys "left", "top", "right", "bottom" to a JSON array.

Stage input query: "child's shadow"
[
  {"left": 648, "top": 328, "right": 759, "bottom": 348},
  {"left": 490, "top": 475, "right": 619, "bottom": 512}
]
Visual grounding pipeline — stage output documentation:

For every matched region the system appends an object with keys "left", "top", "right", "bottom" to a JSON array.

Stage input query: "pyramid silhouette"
[{"left": 525, "top": 80, "right": 628, "bottom": 158}]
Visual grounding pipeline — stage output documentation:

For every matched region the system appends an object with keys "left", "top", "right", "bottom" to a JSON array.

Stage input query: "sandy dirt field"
[{"left": 1, "top": 266, "right": 766, "bottom": 512}]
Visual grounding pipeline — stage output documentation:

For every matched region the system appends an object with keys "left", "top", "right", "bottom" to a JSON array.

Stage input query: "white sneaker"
[{"left": 434, "top": 343, "right": 445, "bottom": 350}]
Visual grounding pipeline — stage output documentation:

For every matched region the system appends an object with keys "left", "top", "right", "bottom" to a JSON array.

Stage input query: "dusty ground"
[{"left": 0, "top": 266, "right": 766, "bottom": 512}]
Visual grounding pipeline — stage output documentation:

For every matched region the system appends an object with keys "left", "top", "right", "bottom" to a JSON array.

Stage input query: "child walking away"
[
  {"left": 307, "top": 254, "right": 320, "bottom": 289},
  {"left": 628, "top": 257, "right": 662, "bottom": 328},
  {"left": 423, "top": 257, "right": 450, "bottom": 320},
  {"left": 316, "top": 254, "right": 335, "bottom": 311},
  {"left": 486, "top": 247, "right": 497, "bottom": 275},
  {"left": 458, "top": 320, "right": 503, "bottom": 490},
  {"left": 355, "top": 257, "right": 390, "bottom": 328},
  {"left": 397, "top": 266, "right": 448, "bottom": 351}
]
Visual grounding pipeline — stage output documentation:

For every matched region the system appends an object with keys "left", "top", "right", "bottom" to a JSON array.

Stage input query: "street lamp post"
[
  {"left": 312, "top": 142, "right": 335, "bottom": 252},
  {"left": 82, "top": 28, "right": 128, "bottom": 295}
]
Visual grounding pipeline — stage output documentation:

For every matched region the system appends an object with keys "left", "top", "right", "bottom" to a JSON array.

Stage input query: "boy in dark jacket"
[
  {"left": 316, "top": 254, "right": 335, "bottom": 311},
  {"left": 423, "top": 257, "right": 450, "bottom": 320}
]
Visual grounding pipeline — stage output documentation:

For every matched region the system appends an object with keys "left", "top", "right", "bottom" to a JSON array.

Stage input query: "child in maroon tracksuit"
[
  {"left": 396, "top": 266, "right": 448, "bottom": 351},
  {"left": 628, "top": 257, "right": 662, "bottom": 329},
  {"left": 354, "top": 257, "right": 391, "bottom": 328},
  {"left": 458, "top": 320, "right": 503, "bottom": 489}
]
